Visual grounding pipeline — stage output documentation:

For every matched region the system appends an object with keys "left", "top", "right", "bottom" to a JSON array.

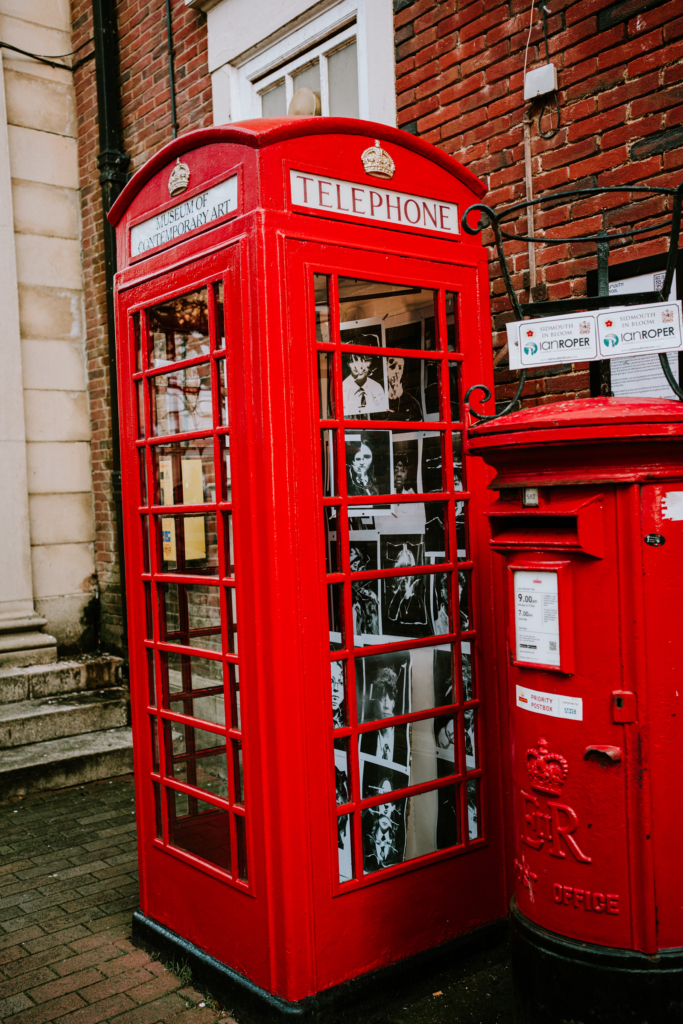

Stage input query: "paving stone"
[{"left": 0, "top": 991, "right": 34, "bottom": 1018}]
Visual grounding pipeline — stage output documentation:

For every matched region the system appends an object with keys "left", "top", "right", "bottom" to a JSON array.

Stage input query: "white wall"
[
  {"left": 0, "top": 0, "right": 96, "bottom": 648},
  {"left": 202, "top": 0, "right": 397, "bottom": 128}
]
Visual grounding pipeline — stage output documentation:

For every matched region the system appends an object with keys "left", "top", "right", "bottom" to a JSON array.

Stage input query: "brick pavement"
[{"left": 0, "top": 777, "right": 233, "bottom": 1024}]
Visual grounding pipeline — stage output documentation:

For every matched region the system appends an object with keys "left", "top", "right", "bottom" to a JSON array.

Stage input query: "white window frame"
[
  {"left": 256, "top": 21, "right": 357, "bottom": 119},
  {"left": 205, "top": 0, "right": 397, "bottom": 128}
]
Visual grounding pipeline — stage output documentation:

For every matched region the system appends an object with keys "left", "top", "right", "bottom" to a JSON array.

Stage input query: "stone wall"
[
  {"left": 70, "top": 0, "right": 212, "bottom": 651},
  {"left": 394, "top": 0, "right": 683, "bottom": 408},
  {"left": 0, "top": 0, "right": 97, "bottom": 651}
]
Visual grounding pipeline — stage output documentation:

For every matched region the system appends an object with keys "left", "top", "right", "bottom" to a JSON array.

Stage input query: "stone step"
[
  {"left": 0, "top": 656, "right": 123, "bottom": 705},
  {"left": 0, "top": 727, "right": 134, "bottom": 798},
  {"left": 0, "top": 687, "right": 128, "bottom": 749}
]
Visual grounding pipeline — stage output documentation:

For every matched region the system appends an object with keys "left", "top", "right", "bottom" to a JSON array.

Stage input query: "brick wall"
[
  {"left": 71, "top": 0, "right": 213, "bottom": 652},
  {"left": 394, "top": 0, "right": 683, "bottom": 409}
]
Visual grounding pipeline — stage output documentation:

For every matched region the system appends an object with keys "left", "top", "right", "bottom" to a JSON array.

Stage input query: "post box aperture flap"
[{"left": 108, "top": 117, "right": 506, "bottom": 1014}]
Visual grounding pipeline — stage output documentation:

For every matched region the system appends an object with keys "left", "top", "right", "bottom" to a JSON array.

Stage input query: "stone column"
[{"left": 0, "top": 52, "right": 56, "bottom": 667}]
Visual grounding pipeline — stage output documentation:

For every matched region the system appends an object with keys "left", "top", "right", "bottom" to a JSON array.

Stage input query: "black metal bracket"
[{"left": 462, "top": 182, "right": 683, "bottom": 421}]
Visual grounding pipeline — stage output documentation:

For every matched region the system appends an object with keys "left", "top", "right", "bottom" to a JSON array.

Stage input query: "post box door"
[{"left": 283, "top": 238, "right": 506, "bottom": 979}]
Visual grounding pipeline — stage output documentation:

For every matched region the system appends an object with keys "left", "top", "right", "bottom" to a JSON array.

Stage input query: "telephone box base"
[
  {"left": 510, "top": 899, "right": 683, "bottom": 1024},
  {"left": 132, "top": 910, "right": 506, "bottom": 1022}
]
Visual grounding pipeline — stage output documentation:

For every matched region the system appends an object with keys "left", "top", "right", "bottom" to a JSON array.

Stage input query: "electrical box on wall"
[{"left": 524, "top": 63, "right": 558, "bottom": 100}]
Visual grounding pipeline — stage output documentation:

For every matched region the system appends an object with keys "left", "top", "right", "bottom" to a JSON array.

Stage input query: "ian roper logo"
[
  {"left": 523, "top": 328, "right": 537, "bottom": 355},
  {"left": 603, "top": 333, "right": 619, "bottom": 347}
]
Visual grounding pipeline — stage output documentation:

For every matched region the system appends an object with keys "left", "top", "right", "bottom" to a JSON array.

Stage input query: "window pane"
[
  {"left": 337, "top": 812, "right": 354, "bottom": 883},
  {"left": 356, "top": 645, "right": 455, "bottom": 722},
  {"left": 362, "top": 784, "right": 461, "bottom": 874},
  {"left": 149, "top": 289, "right": 209, "bottom": 367},
  {"left": 157, "top": 513, "right": 218, "bottom": 575},
  {"left": 338, "top": 280, "right": 436, "bottom": 350},
  {"left": 467, "top": 778, "right": 480, "bottom": 839},
  {"left": 292, "top": 61, "right": 320, "bottom": 98},
  {"left": 328, "top": 41, "right": 358, "bottom": 118},
  {"left": 328, "top": 583, "right": 343, "bottom": 651},
  {"left": 261, "top": 80, "right": 286, "bottom": 117},
  {"left": 218, "top": 358, "right": 229, "bottom": 425},
  {"left": 461, "top": 641, "right": 474, "bottom": 701},
  {"left": 331, "top": 660, "right": 346, "bottom": 728},
  {"left": 214, "top": 281, "right": 225, "bottom": 349},
  {"left": 318, "top": 351, "right": 334, "bottom": 419},
  {"left": 315, "top": 274, "right": 330, "bottom": 342},
  {"left": 168, "top": 791, "right": 232, "bottom": 872},
  {"left": 342, "top": 355, "right": 441, "bottom": 422},
  {"left": 229, "top": 663, "right": 241, "bottom": 731},
  {"left": 359, "top": 716, "right": 455, "bottom": 798},
  {"left": 446, "top": 293, "right": 459, "bottom": 352},
  {"left": 321, "top": 429, "right": 337, "bottom": 496},
  {"left": 324, "top": 506, "right": 339, "bottom": 573},
  {"left": 345, "top": 430, "right": 444, "bottom": 496},
  {"left": 464, "top": 707, "right": 477, "bottom": 770},
  {"left": 151, "top": 363, "right": 212, "bottom": 436},
  {"left": 167, "top": 721, "right": 228, "bottom": 798},
  {"left": 161, "top": 582, "right": 222, "bottom": 652},
  {"left": 163, "top": 650, "right": 224, "bottom": 726},
  {"left": 153, "top": 441, "right": 216, "bottom": 506}
]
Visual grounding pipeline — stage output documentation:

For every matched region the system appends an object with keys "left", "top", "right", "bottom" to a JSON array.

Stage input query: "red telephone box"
[
  {"left": 468, "top": 397, "right": 683, "bottom": 1024},
  {"left": 108, "top": 117, "right": 508, "bottom": 1014}
]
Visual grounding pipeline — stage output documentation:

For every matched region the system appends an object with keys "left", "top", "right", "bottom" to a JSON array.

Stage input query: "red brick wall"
[
  {"left": 71, "top": 0, "right": 213, "bottom": 651},
  {"left": 394, "top": 0, "right": 683, "bottom": 409}
]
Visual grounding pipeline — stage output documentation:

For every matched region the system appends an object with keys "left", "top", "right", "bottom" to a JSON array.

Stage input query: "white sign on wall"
[
  {"left": 514, "top": 570, "right": 560, "bottom": 667},
  {"left": 507, "top": 300, "right": 683, "bottom": 371},
  {"left": 289, "top": 169, "right": 459, "bottom": 235},
  {"left": 130, "top": 175, "right": 238, "bottom": 256},
  {"left": 609, "top": 270, "right": 679, "bottom": 399},
  {"left": 507, "top": 312, "right": 598, "bottom": 369}
]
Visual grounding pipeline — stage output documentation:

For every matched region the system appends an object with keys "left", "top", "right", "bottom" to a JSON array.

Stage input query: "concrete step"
[
  {"left": 0, "top": 656, "right": 123, "bottom": 705},
  {"left": 0, "top": 727, "right": 134, "bottom": 798},
  {"left": 0, "top": 687, "right": 128, "bottom": 749}
]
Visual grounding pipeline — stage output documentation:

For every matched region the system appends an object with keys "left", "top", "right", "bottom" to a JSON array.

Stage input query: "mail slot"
[{"left": 468, "top": 396, "right": 683, "bottom": 1024}]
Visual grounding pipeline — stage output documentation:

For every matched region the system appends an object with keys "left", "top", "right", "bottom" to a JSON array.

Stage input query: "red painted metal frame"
[{"left": 110, "top": 117, "right": 508, "bottom": 1003}]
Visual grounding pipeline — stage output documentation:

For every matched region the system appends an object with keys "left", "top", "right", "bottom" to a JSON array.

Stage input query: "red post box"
[
  {"left": 468, "top": 396, "right": 683, "bottom": 1023},
  {"left": 107, "top": 117, "right": 509, "bottom": 1014}
]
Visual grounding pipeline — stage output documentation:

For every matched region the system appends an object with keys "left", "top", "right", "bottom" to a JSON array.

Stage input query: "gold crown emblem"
[
  {"left": 168, "top": 158, "right": 190, "bottom": 197},
  {"left": 361, "top": 140, "right": 395, "bottom": 180}
]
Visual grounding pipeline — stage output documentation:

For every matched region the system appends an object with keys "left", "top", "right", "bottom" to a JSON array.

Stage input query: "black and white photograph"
[
  {"left": 334, "top": 739, "right": 353, "bottom": 883},
  {"left": 425, "top": 502, "right": 446, "bottom": 557},
  {"left": 361, "top": 788, "right": 406, "bottom": 874},
  {"left": 430, "top": 572, "right": 451, "bottom": 636},
  {"left": 382, "top": 567, "right": 429, "bottom": 640},
  {"left": 380, "top": 536, "right": 424, "bottom": 571},
  {"left": 340, "top": 322, "right": 382, "bottom": 347},
  {"left": 345, "top": 431, "right": 391, "bottom": 496},
  {"left": 458, "top": 570, "right": 471, "bottom": 632},
  {"left": 342, "top": 352, "right": 388, "bottom": 416},
  {"left": 331, "top": 660, "right": 345, "bottom": 729},
  {"left": 421, "top": 432, "right": 443, "bottom": 493},
  {"left": 433, "top": 647, "right": 454, "bottom": 708},
  {"left": 384, "top": 356, "right": 424, "bottom": 421},
  {"left": 392, "top": 434, "right": 419, "bottom": 494},
  {"left": 360, "top": 758, "right": 409, "bottom": 800},
  {"left": 356, "top": 650, "right": 411, "bottom": 723}
]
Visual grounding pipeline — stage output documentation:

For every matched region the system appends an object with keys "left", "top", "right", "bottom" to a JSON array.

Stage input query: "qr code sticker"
[{"left": 549, "top": 641, "right": 557, "bottom": 651}]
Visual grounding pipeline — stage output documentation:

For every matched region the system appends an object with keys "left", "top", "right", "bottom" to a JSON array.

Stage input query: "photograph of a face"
[
  {"left": 345, "top": 431, "right": 391, "bottom": 496},
  {"left": 331, "top": 660, "right": 345, "bottom": 729},
  {"left": 361, "top": 793, "right": 406, "bottom": 874},
  {"left": 356, "top": 650, "right": 411, "bottom": 723},
  {"left": 342, "top": 353, "right": 388, "bottom": 417},
  {"left": 392, "top": 435, "right": 419, "bottom": 494}
]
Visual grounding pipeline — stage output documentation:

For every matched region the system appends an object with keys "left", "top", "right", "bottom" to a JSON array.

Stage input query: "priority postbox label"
[{"left": 516, "top": 684, "right": 583, "bottom": 721}]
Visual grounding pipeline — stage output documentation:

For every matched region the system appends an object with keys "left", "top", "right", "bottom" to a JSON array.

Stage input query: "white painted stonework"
[{"left": 0, "top": 1, "right": 96, "bottom": 654}]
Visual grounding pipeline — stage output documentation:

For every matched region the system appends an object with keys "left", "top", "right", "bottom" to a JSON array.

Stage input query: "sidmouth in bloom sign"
[{"left": 507, "top": 300, "right": 683, "bottom": 370}]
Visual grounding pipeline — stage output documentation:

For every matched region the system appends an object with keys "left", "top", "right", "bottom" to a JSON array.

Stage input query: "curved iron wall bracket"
[{"left": 462, "top": 182, "right": 683, "bottom": 422}]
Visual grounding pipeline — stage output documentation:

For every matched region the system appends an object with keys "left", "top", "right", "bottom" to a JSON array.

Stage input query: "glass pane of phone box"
[{"left": 168, "top": 791, "right": 232, "bottom": 872}]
